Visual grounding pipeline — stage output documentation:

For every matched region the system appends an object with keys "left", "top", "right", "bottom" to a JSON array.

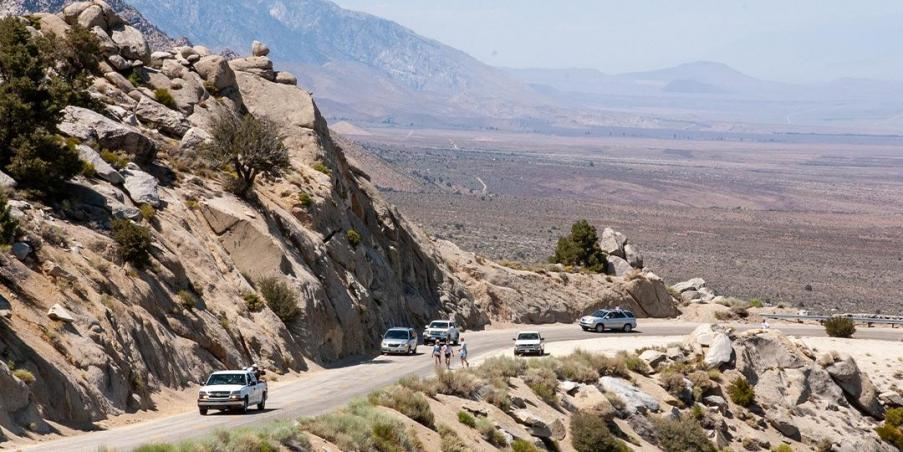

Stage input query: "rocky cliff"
[{"left": 0, "top": 2, "right": 676, "bottom": 440}]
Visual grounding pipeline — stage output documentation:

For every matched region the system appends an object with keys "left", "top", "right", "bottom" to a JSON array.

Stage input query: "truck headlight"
[{"left": 199, "top": 391, "right": 208, "bottom": 399}]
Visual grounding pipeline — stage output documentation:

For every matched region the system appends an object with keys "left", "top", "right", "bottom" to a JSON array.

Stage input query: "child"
[
  {"left": 444, "top": 341, "right": 454, "bottom": 369},
  {"left": 432, "top": 341, "right": 442, "bottom": 366},
  {"left": 459, "top": 337, "right": 469, "bottom": 368}
]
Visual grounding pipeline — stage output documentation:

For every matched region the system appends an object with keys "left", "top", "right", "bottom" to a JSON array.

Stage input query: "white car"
[
  {"left": 423, "top": 320, "right": 460, "bottom": 345},
  {"left": 513, "top": 331, "right": 545, "bottom": 356},
  {"left": 197, "top": 368, "right": 267, "bottom": 415}
]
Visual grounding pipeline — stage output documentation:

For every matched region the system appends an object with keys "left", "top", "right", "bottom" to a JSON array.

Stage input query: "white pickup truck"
[{"left": 197, "top": 367, "right": 267, "bottom": 415}]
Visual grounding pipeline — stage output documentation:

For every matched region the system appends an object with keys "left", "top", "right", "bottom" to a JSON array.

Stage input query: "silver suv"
[
  {"left": 579, "top": 309, "right": 637, "bottom": 333},
  {"left": 381, "top": 327, "right": 418, "bottom": 355}
]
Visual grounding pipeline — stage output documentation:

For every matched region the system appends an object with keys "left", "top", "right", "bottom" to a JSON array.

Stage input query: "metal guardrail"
[{"left": 760, "top": 313, "right": 903, "bottom": 326}]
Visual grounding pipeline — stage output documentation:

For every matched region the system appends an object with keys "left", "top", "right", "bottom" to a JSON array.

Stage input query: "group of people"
[{"left": 432, "top": 337, "right": 468, "bottom": 369}]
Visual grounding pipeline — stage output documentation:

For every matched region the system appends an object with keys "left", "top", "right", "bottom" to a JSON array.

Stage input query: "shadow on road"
[{"left": 208, "top": 408, "right": 277, "bottom": 416}]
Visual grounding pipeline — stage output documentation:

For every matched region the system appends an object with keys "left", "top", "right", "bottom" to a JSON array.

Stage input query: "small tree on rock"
[
  {"left": 204, "top": 112, "right": 290, "bottom": 196},
  {"left": 551, "top": 219, "right": 607, "bottom": 272},
  {"left": 0, "top": 192, "right": 21, "bottom": 245}
]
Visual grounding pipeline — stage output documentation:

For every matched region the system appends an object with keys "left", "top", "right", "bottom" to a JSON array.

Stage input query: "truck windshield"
[
  {"left": 429, "top": 321, "right": 449, "bottom": 329},
  {"left": 206, "top": 373, "right": 247, "bottom": 386},
  {"left": 518, "top": 333, "right": 540, "bottom": 340},
  {"left": 385, "top": 329, "right": 409, "bottom": 339}
]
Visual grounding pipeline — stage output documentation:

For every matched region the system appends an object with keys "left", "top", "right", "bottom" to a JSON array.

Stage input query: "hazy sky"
[{"left": 332, "top": 0, "right": 903, "bottom": 83}]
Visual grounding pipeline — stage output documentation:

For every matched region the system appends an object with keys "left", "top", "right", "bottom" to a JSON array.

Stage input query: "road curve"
[{"left": 21, "top": 320, "right": 902, "bottom": 451}]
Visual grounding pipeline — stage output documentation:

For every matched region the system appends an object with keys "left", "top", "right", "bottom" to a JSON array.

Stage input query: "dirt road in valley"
[{"left": 20, "top": 320, "right": 903, "bottom": 452}]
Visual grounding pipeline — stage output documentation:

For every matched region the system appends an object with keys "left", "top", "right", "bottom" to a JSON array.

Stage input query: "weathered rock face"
[
  {"left": 824, "top": 354, "right": 884, "bottom": 419},
  {"left": 58, "top": 106, "right": 157, "bottom": 164},
  {"left": 437, "top": 241, "right": 678, "bottom": 323}
]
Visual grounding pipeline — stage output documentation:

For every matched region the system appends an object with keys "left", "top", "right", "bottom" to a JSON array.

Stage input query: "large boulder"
[
  {"left": 599, "top": 228, "right": 627, "bottom": 258},
  {"left": 77, "top": 144, "right": 123, "bottom": 184},
  {"left": 672, "top": 277, "right": 706, "bottom": 293},
  {"left": 703, "top": 333, "right": 733, "bottom": 368},
  {"left": 824, "top": 354, "right": 884, "bottom": 419},
  {"left": 605, "top": 255, "right": 632, "bottom": 277},
  {"left": 511, "top": 409, "right": 565, "bottom": 440},
  {"left": 58, "top": 106, "right": 157, "bottom": 164},
  {"left": 275, "top": 71, "right": 298, "bottom": 86},
  {"left": 597, "top": 376, "right": 659, "bottom": 414},
  {"left": 234, "top": 71, "right": 319, "bottom": 135},
  {"left": 229, "top": 56, "right": 275, "bottom": 81},
  {"left": 568, "top": 385, "right": 616, "bottom": 418},
  {"left": 179, "top": 127, "right": 212, "bottom": 153},
  {"left": 623, "top": 243, "right": 643, "bottom": 268},
  {"left": 36, "top": 13, "right": 71, "bottom": 38},
  {"left": 621, "top": 272, "right": 680, "bottom": 317},
  {"left": 0, "top": 362, "right": 49, "bottom": 435},
  {"left": 194, "top": 55, "right": 237, "bottom": 92},
  {"left": 110, "top": 25, "right": 150, "bottom": 63},
  {"left": 135, "top": 97, "right": 190, "bottom": 137},
  {"left": 0, "top": 170, "right": 17, "bottom": 189},
  {"left": 121, "top": 163, "right": 160, "bottom": 207},
  {"left": 251, "top": 40, "right": 270, "bottom": 57},
  {"left": 47, "top": 304, "right": 75, "bottom": 323}
]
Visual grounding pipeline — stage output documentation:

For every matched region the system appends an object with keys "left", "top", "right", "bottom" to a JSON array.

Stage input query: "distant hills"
[{"left": 6, "top": 0, "right": 903, "bottom": 133}]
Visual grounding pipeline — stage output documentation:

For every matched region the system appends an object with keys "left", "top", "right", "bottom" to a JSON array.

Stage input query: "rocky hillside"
[{"left": 0, "top": 2, "right": 678, "bottom": 441}]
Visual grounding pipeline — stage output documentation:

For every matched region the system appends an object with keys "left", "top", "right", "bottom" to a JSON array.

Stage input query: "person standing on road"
[
  {"left": 459, "top": 337, "right": 469, "bottom": 368},
  {"left": 432, "top": 342, "right": 442, "bottom": 366},
  {"left": 442, "top": 341, "right": 454, "bottom": 369}
]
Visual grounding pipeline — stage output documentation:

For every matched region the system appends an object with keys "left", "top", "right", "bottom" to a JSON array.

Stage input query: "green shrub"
[
  {"left": 111, "top": 218, "right": 153, "bottom": 269},
  {"left": 368, "top": 386, "right": 434, "bottom": 428},
  {"left": 523, "top": 367, "right": 558, "bottom": 406},
  {"left": 244, "top": 292, "right": 265, "bottom": 313},
  {"left": 772, "top": 444, "right": 793, "bottom": 452},
  {"left": 474, "top": 416, "right": 507, "bottom": 447},
  {"left": 434, "top": 369, "right": 482, "bottom": 399},
  {"left": 824, "top": 316, "right": 856, "bottom": 338},
  {"left": 0, "top": 18, "right": 96, "bottom": 194},
  {"left": 550, "top": 219, "right": 607, "bottom": 273},
  {"left": 477, "top": 356, "right": 525, "bottom": 379},
  {"left": 875, "top": 423, "right": 903, "bottom": 448},
  {"left": 298, "top": 192, "right": 313, "bottom": 207},
  {"left": 153, "top": 88, "right": 177, "bottom": 109},
  {"left": 748, "top": 298, "right": 764, "bottom": 308},
  {"left": 619, "top": 351, "right": 650, "bottom": 375},
  {"left": 346, "top": 229, "right": 362, "bottom": 248},
  {"left": 204, "top": 113, "right": 291, "bottom": 196},
  {"left": 886, "top": 407, "right": 903, "bottom": 427},
  {"left": 457, "top": 410, "right": 476, "bottom": 428},
  {"left": 313, "top": 162, "right": 331, "bottom": 176},
  {"left": 570, "top": 411, "right": 630, "bottom": 452},
  {"left": 139, "top": 203, "right": 156, "bottom": 222},
  {"left": 176, "top": 290, "right": 197, "bottom": 311},
  {"left": 100, "top": 149, "right": 130, "bottom": 170},
  {"left": 12, "top": 368, "right": 35, "bottom": 384},
  {"left": 727, "top": 376, "right": 755, "bottom": 407},
  {"left": 257, "top": 276, "right": 299, "bottom": 322},
  {"left": 512, "top": 438, "right": 540, "bottom": 452},
  {"left": 299, "top": 400, "right": 420, "bottom": 452},
  {"left": 652, "top": 416, "right": 716, "bottom": 452},
  {"left": 81, "top": 161, "right": 97, "bottom": 178},
  {"left": 0, "top": 192, "right": 21, "bottom": 245},
  {"left": 438, "top": 425, "right": 468, "bottom": 452},
  {"left": 397, "top": 375, "right": 438, "bottom": 397}
]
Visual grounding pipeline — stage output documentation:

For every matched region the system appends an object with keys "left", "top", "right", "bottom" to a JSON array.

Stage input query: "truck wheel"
[
  {"left": 622, "top": 323, "right": 633, "bottom": 333},
  {"left": 199, "top": 408, "right": 208, "bottom": 416},
  {"left": 453, "top": 336, "right": 459, "bottom": 346},
  {"left": 240, "top": 397, "right": 248, "bottom": 413},
  {"left": 257, "top": 394, "right": 266, "bottom": 410},
  {"left": 409, "top": 345, "right": 416, "bottom": 355},
  {"left": 595, "top": 324, "right": 605, "bottom": 333}
]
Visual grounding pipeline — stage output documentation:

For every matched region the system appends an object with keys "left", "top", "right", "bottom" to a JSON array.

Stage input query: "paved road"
[{"left": 22, "top": 320, "right": 902, "bottom": 451}]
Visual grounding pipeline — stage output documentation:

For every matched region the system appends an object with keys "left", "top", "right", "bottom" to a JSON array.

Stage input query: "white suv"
[
  {"left": 423, "top": 320, "right": 460, "bottom": 345},
  {"left": 513, "top": 331, "right": 545, "bottom": 356}
]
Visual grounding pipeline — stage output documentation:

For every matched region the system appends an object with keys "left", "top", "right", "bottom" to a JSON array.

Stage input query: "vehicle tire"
[
  {"left": 409, "top": 345, "right": 416, "bottom": 355},
  {"left": 623, "top": 323, "right": 633, "bottom": 333},
  {"left": 581, "top": 327, "right": 589, "bottom": 331},
  {"left": 199, "top": 408, "right": 208, "bottom": 416},
  {"left": 453, "top": 335, "right": 459, "bottom": 346},
  {"left": 257, "top": 394, "right": 266, "bottom": 411},
  {"left": 239, "top": 397, "right": 248, "bottom": 413},
  {"left": 595, "top": 324, "right": 605, "bottom": 333}
]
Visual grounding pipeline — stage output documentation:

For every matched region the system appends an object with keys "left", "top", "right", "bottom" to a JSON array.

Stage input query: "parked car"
[
  {"left": 513, "top": 331, "right": 545, "bottom": 356},
  {"left": 381, "top": 327, "right": 418, "bottom": 355},
  {"left": 422, "top": 320, "right": 460, "bottom": 345},
  {"left": 579, "top": 309, "right": 637, "bottom": 333},
  {"left": 197, "top": 366, "right": 267, "bottom": 415}
]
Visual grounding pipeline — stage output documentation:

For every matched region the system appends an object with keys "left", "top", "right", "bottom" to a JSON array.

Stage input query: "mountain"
[{"left": 121, "top": 0, "right": 546, "bottom": 128}]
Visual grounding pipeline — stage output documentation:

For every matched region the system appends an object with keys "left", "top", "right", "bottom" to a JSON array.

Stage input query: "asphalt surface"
[{"left": 21, "top": 320, "right": 903, "bottom": 451}]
